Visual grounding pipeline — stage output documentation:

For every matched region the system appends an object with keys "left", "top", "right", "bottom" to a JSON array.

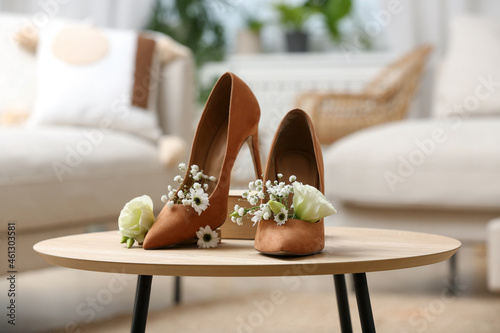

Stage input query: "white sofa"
[
  {"left": 323, "top": 16, "right": 500, "bottom": 291},
  {"left": 0, "top": 14, "right": 195, "bottom": 271}
]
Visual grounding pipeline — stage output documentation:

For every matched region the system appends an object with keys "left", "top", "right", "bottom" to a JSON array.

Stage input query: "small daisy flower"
[
  {"left": 167, "top": 201, "right": 174, "bottom": 208},
  {"left": 190, "top": 188, "right": 209, "bottom": 215},
  {"left": 161, "top": 195, "right": 168, "bottom": 203},
  {"left": 196, "top": 225, "right": 219, "bottom": 249},
  {"left": 274, "top": 207, "right": 288, "bottom": 225}
]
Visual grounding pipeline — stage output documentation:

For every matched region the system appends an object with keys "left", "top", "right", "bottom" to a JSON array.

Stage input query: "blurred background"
[{"left": 1, "top": 0, "right": 500, "bottom": 332}]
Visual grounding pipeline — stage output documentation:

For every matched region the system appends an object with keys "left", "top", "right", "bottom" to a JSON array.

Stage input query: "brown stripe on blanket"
[{"left": 132, "top": 35, "right": 156, "bottom": 109}]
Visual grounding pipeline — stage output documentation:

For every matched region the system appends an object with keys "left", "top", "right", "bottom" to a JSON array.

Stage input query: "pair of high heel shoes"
[{"left": 143, "top": 72, "right": 324, "bottom": 256}]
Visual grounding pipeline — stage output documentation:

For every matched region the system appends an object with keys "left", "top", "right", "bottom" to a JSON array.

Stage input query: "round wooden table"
[{"left": 34, "top": 227, "right": 460, "bottom": 333}]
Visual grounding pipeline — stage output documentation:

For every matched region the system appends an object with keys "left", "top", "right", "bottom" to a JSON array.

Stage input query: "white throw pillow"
[
  {"left": 28, "top": 22, "right": 162, "bottom": 141},
  {"left": 433, "top": 16, "right": 500, "bottom": 119}
]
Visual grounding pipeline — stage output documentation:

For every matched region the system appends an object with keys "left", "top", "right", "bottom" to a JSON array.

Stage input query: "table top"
[{"left": 34, "top": 227, "right": 460, "bottom": 277}]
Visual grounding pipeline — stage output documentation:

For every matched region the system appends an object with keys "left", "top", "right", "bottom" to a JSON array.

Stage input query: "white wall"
[{"left": 0, "top": 0, "right": 155, "bottom": 29}]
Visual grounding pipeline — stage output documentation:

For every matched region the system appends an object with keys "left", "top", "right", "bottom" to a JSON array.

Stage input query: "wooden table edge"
[{"left": 33, "top": 244, "right": 460, "bottom": 277}]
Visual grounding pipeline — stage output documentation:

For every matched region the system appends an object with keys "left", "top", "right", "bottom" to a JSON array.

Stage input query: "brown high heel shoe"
[
  {"left": 143, "top": 72, "right": 262, "bottom": 249},
  {"left": 254, "top": 109, "right": 326, "bottom": 256}
]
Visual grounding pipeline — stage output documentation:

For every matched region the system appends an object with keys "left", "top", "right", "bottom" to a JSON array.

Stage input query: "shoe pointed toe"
[{"left": 255, "top": 218, "right": 325, "bottom": 256}]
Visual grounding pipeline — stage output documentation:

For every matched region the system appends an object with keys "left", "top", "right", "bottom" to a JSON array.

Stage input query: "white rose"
[
  {"left": 118, "top": 195, "right": 155, "bottom": 247},
  {"left": 292, "top": 182, "right": 337, "bottom": 223}
]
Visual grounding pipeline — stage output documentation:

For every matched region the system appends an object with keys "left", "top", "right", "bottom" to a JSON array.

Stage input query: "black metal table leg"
[
  {"left": 174, "top": 276, "right": 182, "bottom": 305},
  {"left": 131, "top": 275, "right": 153, "bottom": 333},
  {"left": 334, "top": 274, "right": 353, "bottom": 333},
  {"left": 353, "top": 273, "right": 376, "bottom": 333}
]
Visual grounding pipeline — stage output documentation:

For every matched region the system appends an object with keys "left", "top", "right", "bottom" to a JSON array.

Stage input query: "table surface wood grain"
[{"left": 34, "top": 227, "right": 460, "bottom": 277}]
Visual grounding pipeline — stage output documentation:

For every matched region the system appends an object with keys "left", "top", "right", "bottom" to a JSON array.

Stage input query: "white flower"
[
  {"left": 234, "top": 204, "right": 240, "bottom": 212},
  {"left": 238, "top": 207, "right": 245, "bottom": 217},
  {"left": 174, "top": 175, "right": 182, "bottom": 182},
  {"left": 193, "top": 172, "right": 203, "bottom": 181},
  {"left": 266, "top": 180, "right": 272, "bottom": 187},
  {"left": 168, "top": 191, "right": 175, "bottom": 199},
  {"left": 242, "top": 192, "right": 248, "bottom": 199},
  {"left": 168, "top": 185, "right": 173, "bottom": 191},
  {"left": 167, "top": 201, "right": 174, "bottom": 208},
  {"left": 161, "top": 195, "right": 168, "bottom": 203},
  {"left": 191, "top": 164, "right": 199, "bottom": 172},
  {"left": 289, "top": 175, "right": 297, "bottom": 182},
  {"left": 231, "top": 216, "right": 237, "bottom": 223},
  {"left": 255, "top": 179, "right": 263, "bottom": 186},
  {"left": 257, "top": 191, "right": 265, "bottom": 199},
  {"left": 177, "top": 191, "right": 184, "bottom": 199},
  {"left": 235, "top": 217, "right": 243, "bottom": 226},
  {"left": 178, "top": 163, "right": 186, "bottom": 171},
  {"left": 248, "top": 195, "right": 258, "bottom": 206},
  {"left": 190, "top": 188, "right": 209, "bottom": 215},
  {"left": 251, "top": 210, "right": 263, "bottom": 225},
  {"left": 209, "top": 176, "right": 216, "bottom": 182},
  {"left": 274, "top": 207, "right": 288, "bottom": 225},
  {"left": 118, "top": 195, "right": 155, "bottom": 247},
  {"left": 193, "top": 182, "right": 202, "bottom": 190},
  {"left": 293, "top": 182, "right": 337, "bottom": 223},
  {"left": 248, "top": 181, "right": 256, "bottom": 191},
  {"left": 277, "top": 173, "right": 283, "bottom": 179},
  {"left": 203, "top": 183, "right": 209, "bottom": 190},
  {"left": 263, "top": 212, "right": 271, "bottom": 220},
  {"left": 196, "top": 225, "right": 219, "bottom": 249},
  {"left": 182, "top": 199, "right": 192, "bottom": 206}
]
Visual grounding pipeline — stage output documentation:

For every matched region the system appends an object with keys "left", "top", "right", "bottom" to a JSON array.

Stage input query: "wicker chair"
[{"left": 296, "top": 45, "right": 432, "bottom": 145}]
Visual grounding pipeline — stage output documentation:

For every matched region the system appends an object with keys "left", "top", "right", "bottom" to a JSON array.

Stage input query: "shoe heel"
[{"left": 246, "top": 133, "right": 263, "bottom": 179}]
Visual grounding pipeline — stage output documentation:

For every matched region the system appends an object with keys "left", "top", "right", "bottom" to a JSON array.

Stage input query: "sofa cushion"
[
  {"left": 27, "top": 22, "right": 163, "bottom": 141},
  {"left": 0, "top": 126, "right": 173, "bottom": 232},
  {"left": 324, "top": 119, "right": 500, "bottom": 210},
  {"left": 433, "top": 16, "right": 500, "bottom": 119}
]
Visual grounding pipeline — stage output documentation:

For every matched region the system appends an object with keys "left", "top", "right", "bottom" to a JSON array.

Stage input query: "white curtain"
[{"left": 0, "top": 0, "right": 155, "bottom": 29}]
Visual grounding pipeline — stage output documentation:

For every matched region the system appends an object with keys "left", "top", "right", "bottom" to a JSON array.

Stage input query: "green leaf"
[
  {"left": 126, "top": 238, "right": 135, "bottom": 249},
  {"left": 120, "top": 235, "right": 128, "bottom": 244}
]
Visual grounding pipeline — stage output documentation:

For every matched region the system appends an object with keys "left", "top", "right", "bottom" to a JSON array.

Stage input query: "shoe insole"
[
  {"left": 275, "top": 150, "right": 318, "bottom": 206},
  {"left": 203, "top": 119, "right": 229, "bottom": 194}
]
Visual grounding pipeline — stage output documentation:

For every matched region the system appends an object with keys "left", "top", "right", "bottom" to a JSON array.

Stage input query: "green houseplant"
[
  {"left": 274, "top": 3, "right": 314, "bottom": 52},
  {"left": 148, "top": 0, "right": 227, "bottom": 67},
  {"left": 306, "top": 0, "right": 352, "bottom": 41},
  {"left": 235, "top": 12, "right": 265, "bottom": 54}
]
